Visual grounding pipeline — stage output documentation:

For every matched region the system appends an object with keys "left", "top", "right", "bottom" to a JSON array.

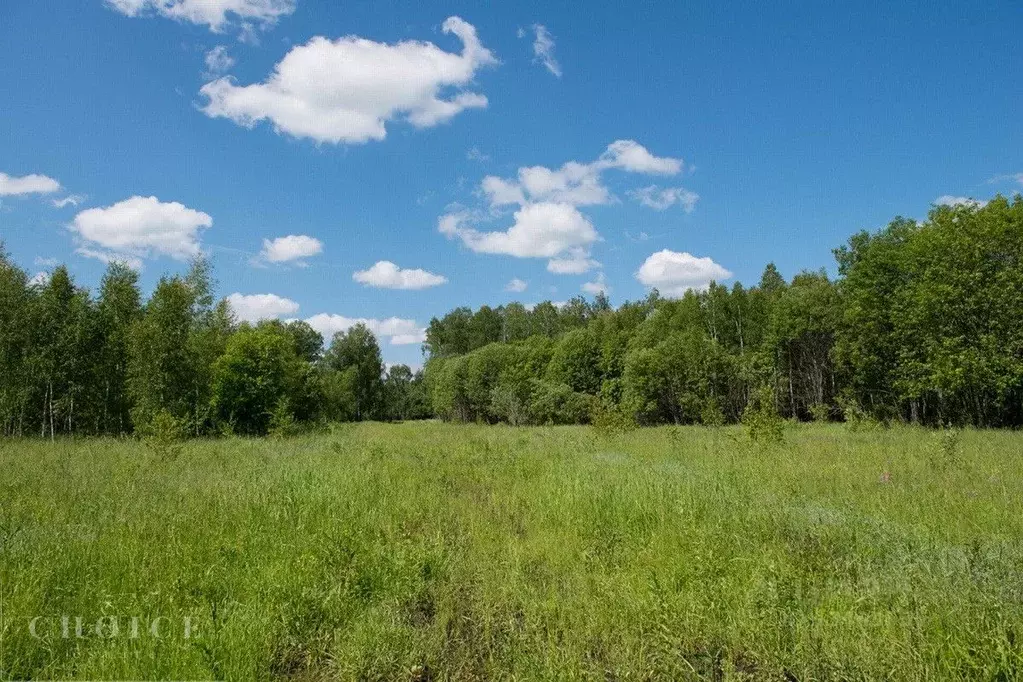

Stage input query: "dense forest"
[{"left": 2, "top": 196, "right": 1021, "bottom": 438}]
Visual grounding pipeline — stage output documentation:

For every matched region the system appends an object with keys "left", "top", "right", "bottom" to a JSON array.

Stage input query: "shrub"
[
  {"left": 140, "top": 408, "right": 184, "bottom": 459},
  {"left": 591, "top": 399, "right": 637, "bottom": 437},
  {"left": 743, "top": 385, "right": 785, "bottom": 444},
  {"left": 268, "top": 398, "right": 297, "bottom": 439}
]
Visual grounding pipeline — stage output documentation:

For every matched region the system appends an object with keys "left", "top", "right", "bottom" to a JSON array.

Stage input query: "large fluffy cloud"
[
  {"left": 199, "top": 17, "right": 496, "bottom": 144},
  {"left": 0, "top": 172, "right": 60, "bottom": 196},
  {"left": 259, "top": 235, "right": 323, "bottom": 264},
  {"left": 226, "top": 292, "right": 299, "bottom": 323},
  {"left": 105, "top": 0, "right": 295, "bottom": 32},
  {"left": 636, "top": 249, "right": 731, "bottom": 296},
  {"left": 440, "top": 203, "right": 599, "bottom": 273},
  {"left": 441, "top": 140, "right": 682, "bottom": 273},
  {"left": 353, "top": 261, "right": 447, "bottom": 290},
  {"left": 71, "top": 196, "right": 211, "bottom": 263},
  {"left": 304, "top": 313, "right": 425, "bottom": 346}
]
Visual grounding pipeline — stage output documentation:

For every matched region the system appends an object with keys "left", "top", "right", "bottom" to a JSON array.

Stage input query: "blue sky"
[{"left": 2, "top": 0, "right": 1021, "bottom": 367}]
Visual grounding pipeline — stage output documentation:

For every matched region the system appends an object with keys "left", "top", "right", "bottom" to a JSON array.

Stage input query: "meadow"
[{"left": 1, "top": 423, "right": 1021, "bottom": 680}]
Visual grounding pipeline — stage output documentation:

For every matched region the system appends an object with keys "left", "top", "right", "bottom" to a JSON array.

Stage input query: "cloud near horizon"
[
  {"left": 636, "top": 249, "right": 732, "bottom": 297},
  {"left": 226, "top": 292, "right": 300, "bottom": 322},
  {"left": 71, "top": 195, "right": 211, "bottom": 265},
  {"left": 304, "top": 313, "right": 426, "bottom": 346}
]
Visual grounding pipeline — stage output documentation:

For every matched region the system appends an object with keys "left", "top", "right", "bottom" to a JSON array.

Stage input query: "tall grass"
[{"left": 1, "top": 423, "right": 1021, "bottom": 680}]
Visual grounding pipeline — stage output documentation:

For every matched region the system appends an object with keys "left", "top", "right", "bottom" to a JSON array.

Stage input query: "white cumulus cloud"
[
  {"left": 105, "top": 0, "right": 295, "bottom": 33},
  {"left": 630, "top": 185, "right": 699, "bottom": 212},
  {"left": 0, "top": 172, "right": 61, "bottom": 196},
  {"left": 258, "top": 235, "right": 323, "bottom": 264},
  {"left": 71, "top": 196, "right": 211, "bottom": 264},
  {"left": 304, "top": 313, "right": 426, "bottom": 346},
  {"left": 505, "top": 277, "right": 528, "bottom": 292},
  {"left": 636, "top": 249, "right": 731, "bottom": 297},
  {"left": 441, "top": 140, "right": 683, "bottom": 274},
  {"left": 530, "top": 24, "right": 561, "bottom": 77},
  {"left": 227, "top": 292, "right": 299, "bottom": 323},
  {"left": 597, "top": 140, "right": 682, "bottom": 175},
  {"left": 441, "top": 203, "right": 599, "bottom": 273},
  {"left": 199, "top": 16, "right": 497, "bottom": 144},
  {"left": 353, "top": 260, "right": 447, "bottom": 290}
]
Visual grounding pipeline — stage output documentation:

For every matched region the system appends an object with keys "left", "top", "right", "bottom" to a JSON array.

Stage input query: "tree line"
[
  {"left": 0, "top": 258, "right": 428, "bottom": 438},
  {"left": 423, "top": 196, "right": 1023, "bottom": 428},
  {"left": 1, "top": 195, "right": 1020, "bottom": 437}
]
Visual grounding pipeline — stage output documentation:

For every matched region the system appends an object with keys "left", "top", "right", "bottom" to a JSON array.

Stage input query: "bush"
[
  {"left": 527, "top": 379, "right": 593, "bottom": 425},
  {"left": 809, "top": 402, "right": 833, "bottom": 423},
  {"left": 490, "top": 384, "right": 528, "bottom": 426},
  {"left": 743, "top": 386, "right": 785, "bottom": 445},
  {"left": 700, "top": 397, "right": 726, "bottom": 427},
  {"left": 268, "top": 398, "right": 297, "bottom": 439},
  {"left": 591, "top": 399, "right": 637, "bottom": 437},
  {"left": 140, "top": 408, "right": 184, "bottom": 459},
  {"left": 928, "top": 425, "right": 962, "bottom": 470}
]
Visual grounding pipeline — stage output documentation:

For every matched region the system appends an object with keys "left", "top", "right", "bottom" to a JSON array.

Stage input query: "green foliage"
[
  {"left": 127, "top": 274, "right": 199, "bottom": 430},
  {"left": 809, "top": 402, "right": 832, "bottom": 423},
  {"left": 590, "top": 399, "right": 637, "bottom": 437},
  {"left": 268, "top": 398, "right": 297, "bottom": 439},
  {"left": 139, "top": 408, "right": 184, "bottom": 459},
  {"left": 700, "top": 396, "right": 726, "bottom": 427},
  {"left": 743, "top": 385, "right": 785, "bottom": 444},
  {"left": 928, "top": 424, "right": 963, "bottom": 471},
  {"left": 322, "top": 323, "right": 384, "bottom": 421},
  {"left": 489, "top": 383, "right": 528, "bottom": 426},
  {"left": 526, "top": 379, "right": 593, "bottom": 425},
  {"left": 210, "top": 323, "right": 305, "bottom": 435},
  {"left": 835, "top": 197, "right": 1023, "bottom": 425}
]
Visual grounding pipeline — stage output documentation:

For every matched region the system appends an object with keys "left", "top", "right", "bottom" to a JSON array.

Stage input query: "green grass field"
[{"left": 1, "top": 424, "right": 1021, "bottom": 680}]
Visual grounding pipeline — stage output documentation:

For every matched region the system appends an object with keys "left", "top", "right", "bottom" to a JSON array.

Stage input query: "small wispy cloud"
[
  {"left": 505, "top": 277, "right": 528, "bottom": 293},
  {"left": 988, "top": 172, "right": 1023, "bottom": 188},
  {"left": 203, "top": 45, "right": 235, "bottom": 78},
  {"left": 629, "top": 185, "right": 699, "bottom": 212},
  {"left": 528, "top": 24, "right": 561, "bottom": 77},
  {"left": 51, "top": 194, "right": 86, "bottom": 208}
]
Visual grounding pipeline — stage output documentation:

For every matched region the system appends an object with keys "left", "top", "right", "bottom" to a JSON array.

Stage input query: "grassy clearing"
[{"left": 1, "top": 423, "right": 1022, "bottom": 680}]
